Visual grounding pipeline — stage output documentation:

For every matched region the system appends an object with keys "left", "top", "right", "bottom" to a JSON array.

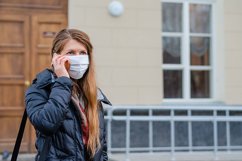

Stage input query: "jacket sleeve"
[
  {"left": 98, "top": 94, "right": 111, "bottom": 161},
  {"left": 25, "top": 76, "right": 72, "bottom": 136},
  {"left": 102, "top": 118, "right": 108, "bottom": 161},
  {"left": 98, "top": 103, "right": 108, "bottom": 161}
]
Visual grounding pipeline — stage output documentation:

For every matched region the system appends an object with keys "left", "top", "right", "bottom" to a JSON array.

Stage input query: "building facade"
[{"left": 69, "top": 0, "right": 242, "bottom": 105}]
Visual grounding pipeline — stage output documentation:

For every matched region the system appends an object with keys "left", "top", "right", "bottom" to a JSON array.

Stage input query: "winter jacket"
[{"left": 25, "top": 69, "right": 111, "bottom": 161}]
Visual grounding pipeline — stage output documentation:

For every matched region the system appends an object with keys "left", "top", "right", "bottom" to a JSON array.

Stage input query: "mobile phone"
[{"left": 65, "top": 60, "right": 70, "bottom": 71}]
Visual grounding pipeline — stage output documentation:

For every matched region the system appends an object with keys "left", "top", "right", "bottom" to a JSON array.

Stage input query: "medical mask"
[{"left": 67, "top": 55, "right": 89, "bottom": 79}]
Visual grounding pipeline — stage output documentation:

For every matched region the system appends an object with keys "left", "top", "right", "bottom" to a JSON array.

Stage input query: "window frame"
[{"left": 161, "top": 0, "right": 216, "bottom": 103}]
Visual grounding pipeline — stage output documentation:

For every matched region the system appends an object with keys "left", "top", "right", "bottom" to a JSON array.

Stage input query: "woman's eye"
[
  {"left": 66, "top": 52, "right": 75, "bottom": 55},
  {"left": 80, "top": 51, "right": 87, "bottom": 55}
]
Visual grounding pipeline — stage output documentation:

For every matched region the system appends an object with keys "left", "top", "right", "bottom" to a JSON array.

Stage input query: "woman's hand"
[{"left": 52, "top": 53, "right": 70, "bottom": 78}]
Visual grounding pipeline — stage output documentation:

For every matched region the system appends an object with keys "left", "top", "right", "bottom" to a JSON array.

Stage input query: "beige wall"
[
  {"left": 68, "top": 0, "right": 242, "bottom": 105},
  {"left": 224, "top": 0, "right": 242, "bottom": 104},
  {"left": 68, "top": 0, "right": 162, "bottom": 105}
]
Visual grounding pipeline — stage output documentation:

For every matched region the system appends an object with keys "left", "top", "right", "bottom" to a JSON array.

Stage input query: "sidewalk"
[
  {"left": 1, "top": 151, "right": 242, "bottom": 161},
  {"left": 109, "top": 151, "right": 242, "bottom": 161}
]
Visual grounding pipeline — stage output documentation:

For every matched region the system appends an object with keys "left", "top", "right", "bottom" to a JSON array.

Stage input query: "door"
[
  {"left": 0, "top": 1, "right": 67, "bottom": 153},
  {"left": 31, "top": 14, "right": 67, "bottom": 77},
  {"left": 30, "top": 14, "right": 67, "bottom": 151},
  {"left": 0, "top": 14, "right": 30, "bottom": 152}
]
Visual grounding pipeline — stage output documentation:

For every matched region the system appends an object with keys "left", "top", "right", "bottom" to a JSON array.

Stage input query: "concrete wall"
[
  {"left": 68, "top": 0, "right": 162, "bottom": 105},
  {"left": 224, "top": 0, "right": 242, "bottom": 104}
]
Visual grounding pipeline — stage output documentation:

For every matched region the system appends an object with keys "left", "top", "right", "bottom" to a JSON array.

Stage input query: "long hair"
[{"left": 51, "top": 29, "right": 99, "bottom": 157}]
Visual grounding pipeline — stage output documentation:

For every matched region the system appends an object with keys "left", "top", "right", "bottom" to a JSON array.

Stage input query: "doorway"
[{"left": 0, "top": 0, "right": 68, "bottom": 152}]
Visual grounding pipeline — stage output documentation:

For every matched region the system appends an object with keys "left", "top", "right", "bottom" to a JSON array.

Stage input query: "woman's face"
[{"left": 60, "top": 39, "right": 88, "bottom": 56}]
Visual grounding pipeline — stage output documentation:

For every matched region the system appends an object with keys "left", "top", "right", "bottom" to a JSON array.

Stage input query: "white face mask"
[{"left": 67, "top": 55, "right": 89, "bottom": 79}]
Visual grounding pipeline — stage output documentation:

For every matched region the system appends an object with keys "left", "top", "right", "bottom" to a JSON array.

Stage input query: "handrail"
[{"left": 104, "top": 105, "right": 242, "bottom": 161}]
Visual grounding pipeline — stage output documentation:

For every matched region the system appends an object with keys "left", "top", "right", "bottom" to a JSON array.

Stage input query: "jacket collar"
[{"left": 97, "top": 88, "right": 112, "bottom": 106}]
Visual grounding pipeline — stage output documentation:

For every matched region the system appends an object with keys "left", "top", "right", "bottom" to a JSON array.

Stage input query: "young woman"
[{"left": 25, "top": 28, "right": 111, "bottom": 161}]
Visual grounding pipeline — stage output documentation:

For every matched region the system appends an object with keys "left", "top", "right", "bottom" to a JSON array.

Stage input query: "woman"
[{"left": 25, "top": 28, "right": 111, "bottom": 161}]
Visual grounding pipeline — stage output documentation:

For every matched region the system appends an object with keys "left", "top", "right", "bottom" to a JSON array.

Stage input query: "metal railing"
[{"left": 104, "top": 105, "right": 242, "bottom": 161}]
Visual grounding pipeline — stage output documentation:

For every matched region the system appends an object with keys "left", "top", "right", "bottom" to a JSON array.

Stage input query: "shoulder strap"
[
  {"left": 11, "top": 109, "right": 51, "bottom": 161},
  {"left": 11, "top": 109, "right": 27, "bottom": 161}
]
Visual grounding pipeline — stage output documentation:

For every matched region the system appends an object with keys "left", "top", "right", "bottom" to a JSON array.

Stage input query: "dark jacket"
[{"left": 25, "top": 69, "right": 111, "bottom": 161}]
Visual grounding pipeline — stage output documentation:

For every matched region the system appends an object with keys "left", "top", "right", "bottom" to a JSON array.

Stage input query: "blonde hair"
[{"left": 51, "top": 29, "right": 100, "bottom": 157}]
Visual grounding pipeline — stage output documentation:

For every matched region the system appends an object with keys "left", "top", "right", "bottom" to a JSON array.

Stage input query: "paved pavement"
[
  {"left": 109, "top": 152, "right": 242, "bottom": 161},
  {"left": 1, "top": 151, "right": 242, "bottom": 161}
]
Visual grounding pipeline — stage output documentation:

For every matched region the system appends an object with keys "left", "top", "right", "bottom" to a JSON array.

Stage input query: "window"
[{"left": 161, "top": 0, "right": 214, "bottom": 101}]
